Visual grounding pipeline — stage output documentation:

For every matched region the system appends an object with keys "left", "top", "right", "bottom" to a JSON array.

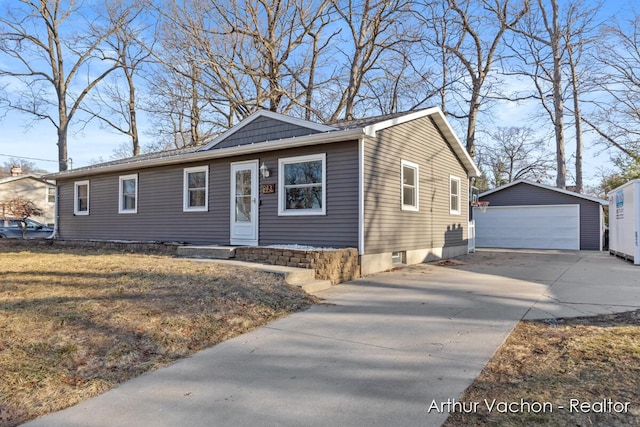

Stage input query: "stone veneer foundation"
[{"left": 234, "top": 247, "right": 360, "bottom": 285}]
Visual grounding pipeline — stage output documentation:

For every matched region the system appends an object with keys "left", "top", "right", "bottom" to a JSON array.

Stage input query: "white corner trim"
[{"left": 359, "top": 137, "right": 365, "bottom": 255}]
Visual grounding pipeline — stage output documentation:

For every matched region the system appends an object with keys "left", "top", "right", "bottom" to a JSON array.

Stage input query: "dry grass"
[
  {"left": 443, "top": 310, "right": 640, "bottom": 427},
  {"left": 0, "top": 246, "right": 316, "bottom": 427}
]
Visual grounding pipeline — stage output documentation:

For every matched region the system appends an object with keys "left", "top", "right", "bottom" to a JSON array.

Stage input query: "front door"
[{"left": 230, "top": 161, "right": 258, "bottom": 246}]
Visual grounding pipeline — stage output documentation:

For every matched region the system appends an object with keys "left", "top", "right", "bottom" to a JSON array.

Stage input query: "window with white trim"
[
  {"left": 278, "top": 153, "right": 326, "bottom": 215},
  {"left": 119, "top": 174, "right": 138, "bottom": 214},
  {"left": 183, "top": 166, "right": 208, "bottom": 212},
  {"left": 401, "top": 160, "right": 419, "bottom": 211},
  {"left": 74, "top": 181, "right": 89, "bottom": 215},
  {"left": 450, "top": 176, "right": 461, "bottom": 215},
  {"left": 46, "top": 186, "right": 56, "bottom": 204}
]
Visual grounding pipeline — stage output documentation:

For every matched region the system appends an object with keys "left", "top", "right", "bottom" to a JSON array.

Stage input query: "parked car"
[{"left": 0, "top": 218, "right": 54, "bottom": 239}]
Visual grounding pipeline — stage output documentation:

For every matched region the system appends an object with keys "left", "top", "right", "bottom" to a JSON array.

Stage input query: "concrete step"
[
  {"left": 177, "top": 245, "right": 236, "bottom": 259},
  {"left": 184, "top": 258, "right": 321, "bottom": 292},
  {"left": 299, "top": 280, "right": 332, "bottom": 294}
]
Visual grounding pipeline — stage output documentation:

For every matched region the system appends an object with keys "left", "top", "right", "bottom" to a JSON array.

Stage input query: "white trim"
[
  {"left": 200, "top": 110, "right": 337, "bottom": 151},
  {"left": 599, "top": 204, "right": 604, "bottom": 251},
  {"left": 401, "top": 160, "right": 419, "bottom": 211},
  {"left": 46, "top": 186, "right": 56, "bottom": 204},
  {"left": 278, "top": 153, "right": 326, "bottom": 216},
  {"left": 358, "top": 137, "right": 365, "bottom": 255},
  {"left": 450, "top": 175, "right": 462, "bottom": 215},
  {"left": 73, "top": 180, "right": 90, "bottom": 215},
  {"left": 183, "top": 166, "right": 209, "bottom": 212},
  {"left": 480, "top": 179, "right": 608, "bottom": 205},
  {"left": 230, "top": 160, "right": 259, "bottom": 246},
  {"left": 118, "top": 174, "right": 138, "bottom": 214}
]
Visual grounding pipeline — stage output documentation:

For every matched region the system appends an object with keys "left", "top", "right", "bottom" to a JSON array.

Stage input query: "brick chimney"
[{"left": 10, "top": 164, "right": 22, "bottom": 177}]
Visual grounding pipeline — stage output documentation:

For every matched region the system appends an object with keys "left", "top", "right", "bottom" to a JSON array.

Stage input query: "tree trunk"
[
  {"left": 127, "top": 70, "right": 140, "bottom": 156},
  {"left": 551, "top": 1, "right": 566, "bottom": 189}
]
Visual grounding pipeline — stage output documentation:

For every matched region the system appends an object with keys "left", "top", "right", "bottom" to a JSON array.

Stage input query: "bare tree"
[
  {"left": 328, "top": 0, "right": 417, "bottom": 121},
  {"left": 414, "top": 0, "right": 468, "bottom": 116},
  {"left": 507, "top": 0, "right": 566, "bottom": 188},
  {"left": 84, "top": 0, "right": 153, "bottom": 156},
  {"left": 438, "top": 0, "right": 530, "bottom": 158},
  {"left": 0, "top": 0, "right": 126, "bottom": 171},
  {"left": 507, "top": 0, "right": 600, "bottom": 190},
  {"left": 476, "top": 126, "right": 554, "bottom": 188},
  {"left": 587, "top": 11, "right": 640, "bottom": 162}
]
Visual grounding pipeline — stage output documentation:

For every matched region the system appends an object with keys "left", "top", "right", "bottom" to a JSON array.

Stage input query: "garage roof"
[{"left": 480, "top": 179, "right": 608, "bottom": 205}]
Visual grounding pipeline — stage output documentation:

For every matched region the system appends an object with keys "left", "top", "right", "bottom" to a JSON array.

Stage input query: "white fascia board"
[
  {"left": 428, "top": 109, "right": 481, "bottom": 177},
  {"left": 49, "top": 128, "right": 367, "bottom": 180},
  {"left": 363, "top": 107, "right": 440, "bottom": 136},
  {"left": 199, "top": 109, "right": 337, "bottom": 151},
  {"left": 480, "top": 179, "right": 608, "bottom": 205}
]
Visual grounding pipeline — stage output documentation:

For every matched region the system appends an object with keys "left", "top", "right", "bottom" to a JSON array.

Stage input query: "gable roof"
[
  {"left": 200, "top": 110, "right": 337, "bottom": 151},
  {"left": 0, "top": 174, "right": 55, "bottom": 186},
  {"left": 48, "top": 107, "right": 480, "bottom": 179},
  {"left": 480, "top": 179, "right": 608, "bottom": 205}
]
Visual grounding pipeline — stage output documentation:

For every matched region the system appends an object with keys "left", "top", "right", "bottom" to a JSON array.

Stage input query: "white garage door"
[{"left": 474, "top": 205, "right": 580, "bottom": 250}]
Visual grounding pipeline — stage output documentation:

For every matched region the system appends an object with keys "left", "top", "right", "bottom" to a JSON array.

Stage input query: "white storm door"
[{"left": 230, "top": 161, "right": 259, "bottom": 246}]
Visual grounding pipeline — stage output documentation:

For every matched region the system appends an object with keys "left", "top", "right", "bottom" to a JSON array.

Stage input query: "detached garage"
[{"left": 475, "top": 180, "right": 607, "bottom": 250}]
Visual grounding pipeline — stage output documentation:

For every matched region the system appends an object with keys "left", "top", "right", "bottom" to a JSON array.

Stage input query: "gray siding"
[
  {"left": 58, "top": 141, "right": 359, "bottom": 248},
  {"left": 257, "top": 142, "right": 359, "bottom": 247},
  {"left": 481, "top": 183, "right": 602, "bottom": 250},
  {"left": 363, "top": 116, "right": 469, "bottom": 254},
  {"left": 213, "top": 117, "right": 322, "bottom": 150}
]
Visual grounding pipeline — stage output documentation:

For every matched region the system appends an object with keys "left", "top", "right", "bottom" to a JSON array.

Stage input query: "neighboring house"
[
  {"left": 48, "top": 108, "right": 480, "bottom": 275},
  {"left": 0, "top": 173, "right": 56, "bottom": 225},
  {"left": 476, "top": 180, "right": 607, "bottom": 251}
]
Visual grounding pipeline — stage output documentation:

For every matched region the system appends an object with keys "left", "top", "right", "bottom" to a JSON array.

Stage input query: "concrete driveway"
[{"left": 24, "top": 250, "right": 640, "bottom": 427}]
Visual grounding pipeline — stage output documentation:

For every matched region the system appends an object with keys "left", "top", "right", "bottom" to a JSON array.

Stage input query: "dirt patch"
[
  {"left": 443, "top": 310, "right": 640, "bottom": 427},
  {"left": 433, "top": 259, "right": 467, "bottom": 267},
  {"left": 0, "top": 247, "right": 317, "bottom": 427}
]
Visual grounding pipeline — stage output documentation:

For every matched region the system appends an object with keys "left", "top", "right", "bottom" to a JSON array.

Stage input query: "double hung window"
[{"left": 278, "top": 154, "right": 326, "bottom": 215}]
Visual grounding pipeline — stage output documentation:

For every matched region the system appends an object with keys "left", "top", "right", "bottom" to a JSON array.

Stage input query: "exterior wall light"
[{"left": 259, "top": 162, "right": 270, "bottom": 179}]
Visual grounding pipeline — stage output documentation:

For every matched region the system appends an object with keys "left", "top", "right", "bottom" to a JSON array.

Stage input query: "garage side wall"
[
  {"left": 362, "top": 116, "right": 470, "bottom": 273},
  {"left": 481, "top": 183, "right": 602, "bottom": 250}
]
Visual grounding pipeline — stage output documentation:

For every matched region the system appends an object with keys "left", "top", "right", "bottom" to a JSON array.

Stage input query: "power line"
[{"left": 0, "top": 153, "right": 59, "bottom": 163}]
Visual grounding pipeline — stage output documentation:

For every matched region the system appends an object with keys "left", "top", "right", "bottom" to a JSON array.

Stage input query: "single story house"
[
  {"left": 475, "top": 179, "right": 607, "bottom": 250},
  {"left": 0, "top": 173, "right": 56, "bottom": 225},
  {"left": 48, "top": 108, "right": 480, "bottom": 275}
]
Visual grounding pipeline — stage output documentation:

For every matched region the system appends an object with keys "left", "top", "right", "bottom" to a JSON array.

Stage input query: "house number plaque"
[{"left": 261, "top": 184, "right": 276, "bottom": 194}]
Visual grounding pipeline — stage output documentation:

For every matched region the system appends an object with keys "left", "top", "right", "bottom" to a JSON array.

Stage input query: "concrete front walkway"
[{"left": 24, "top": 250, "right": 640, "bottom": 427}]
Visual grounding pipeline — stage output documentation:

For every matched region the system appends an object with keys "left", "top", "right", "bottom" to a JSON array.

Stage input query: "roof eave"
[{"left": 48, "top": 128, "right": 367, "bottom": 180}]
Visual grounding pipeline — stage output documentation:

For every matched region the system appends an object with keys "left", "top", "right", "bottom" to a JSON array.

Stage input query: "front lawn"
[
  {"left": 0, "top": 246, "right": 316, "bottom": 427},
  {"left": 443, "top": 310, "right": 640, "bottom": 426}
]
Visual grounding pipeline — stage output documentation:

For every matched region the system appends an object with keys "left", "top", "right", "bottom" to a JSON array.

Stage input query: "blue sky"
[{"left": 0, "top": 0, "right": 631, "bottom": 191}]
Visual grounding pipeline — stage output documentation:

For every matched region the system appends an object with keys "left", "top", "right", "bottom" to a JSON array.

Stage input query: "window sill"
[{"left": 278, "top": 210, "right": 326, "bottom": 216}]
